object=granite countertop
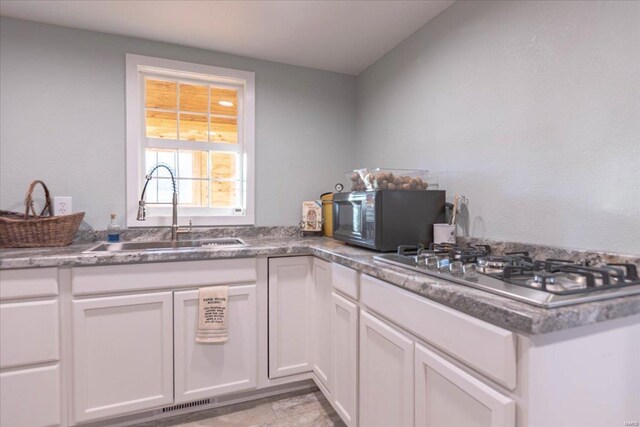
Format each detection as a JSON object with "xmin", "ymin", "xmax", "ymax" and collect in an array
[{"xmin": 1, "ymin": 236, "xmax": 639, "ymax": 336}]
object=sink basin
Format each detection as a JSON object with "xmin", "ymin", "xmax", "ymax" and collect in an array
[{"xmin": 85, "ymin": 238, "xmax": 246, "ymax": 253}]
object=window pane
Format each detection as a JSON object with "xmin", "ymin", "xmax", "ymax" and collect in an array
[
  {"xmin": 179, "ymin": 83, "xmax": 208, "ymax": 113},
  {"xmin": 211, "ymin": 181, "xmax": 238, "ymax": 207},
  {"xmin": 156, "ymin": 178, "xmax": 175, "ymax": 203},
  {"xmin": 145, "ymin": 149, "xmax": 176, "ymax": 177},
  {"xmin": 179, "ymin": 113, "xmax": 208, "ymax": 142},
  {"xmin": 145, "ymin": 176, "xmax": 173, "ymax": 204},
  {"xmin": 178, "ymin": 179, "xmax": 209, "ymax": 207},
  {"xmin": 143, "ymin": 175, "xmax": 158, "ymax": 203},
  {"xmin": 211, "ymin": 88, "xmax": 237, "ymax": 116},
  {"xmin": 155, "ymin": 150, "xmax": 177, "ymax": 177},
  {"xmin": 145, "ymin": 149, "xmax": 159, "ymax": 173},
  {"xmin": 210, "ymin": 151, "xmax": 237, "ymax": 179},
  {"xmin": 145, "ymin": 79, "xmax": 177, "ymax": 109},
  {"xmin": 210, "ymin": 117, "xmax": 237, "ymax": 144},
  {"xmin": 178, "ymin": 150, "xmax": 208, "ymax": 179},
  {"xmin": 146, "ymin": 111, "xmax": 177, "ymax": 139}
]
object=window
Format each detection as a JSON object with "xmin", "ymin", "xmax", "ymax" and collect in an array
[{"xmin": 125, "ymin": 54, "xmax": 255, "ymax": 227}]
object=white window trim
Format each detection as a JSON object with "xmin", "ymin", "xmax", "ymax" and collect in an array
[{"xmin": 125, "ymin": 54, "xmax": 255, "ymax": 227}]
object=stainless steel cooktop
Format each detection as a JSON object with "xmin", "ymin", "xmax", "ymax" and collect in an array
[{"xmin": 374, "ymin": 245, "xmax": 640, "ymax": 308}]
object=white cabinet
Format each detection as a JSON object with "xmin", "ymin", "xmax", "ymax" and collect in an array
[
  {"xmin": 72, "ymin": 292, "xmax": 174, "ymax": 422},
  {"xmin": 0, "ymin": 365, "xmax": 61, "ymax": 427},
  {"xmin": 359, "ymin": 310, "xmax": 414, "ymax": 427},
  {"xmin": 330, "ymin": 291, "xmax": 358, "ymax": 427},
  {"xmin": 361, "ymin": 274, "xmax": 516, "ymax": 389},
  {"xmin": 268, "ymin": 256, "xmax": 313, "ymax": 378},
  {"xmin": 0, "ymin": 268, "xmax": 61, "ymax": 427},
  {"xmin": 174, "ymin": 285, "xmax": 257, "ymax": 403},
  {"xmin": 312, "ymin": 258, "xmax": 332, "ymax": 392},
  {"xmin": 415, "ymin": 343, "xmax": 515, "ymax": 427}
]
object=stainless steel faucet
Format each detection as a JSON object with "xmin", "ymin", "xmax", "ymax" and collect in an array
[{"xmin": 137, "ymin": 163, "xmax": 179, "ymax": 241}]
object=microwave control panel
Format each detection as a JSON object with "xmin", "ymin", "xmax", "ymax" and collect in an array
[{"xmin": 363, "ymin": 192, "xmax": 376, "ymax": 239}]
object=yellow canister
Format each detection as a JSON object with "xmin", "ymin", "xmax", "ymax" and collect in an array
[{"xmin": 321, "ymin": 192, "xmax": 334, "ymax": 237}]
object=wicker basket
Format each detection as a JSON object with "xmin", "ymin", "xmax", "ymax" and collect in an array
[{"xmin": 0, "ymin": 180, "xmax": 85, "ymax": 248}]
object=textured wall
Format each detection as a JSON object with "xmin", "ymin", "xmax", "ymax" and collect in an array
[
  {"xmin": 0, "ymin": 17, "xmax": 356, "ymax": 228},
  {"xmin": 356, "ymin": 1, "xmax": 640, "ymax": 253}
]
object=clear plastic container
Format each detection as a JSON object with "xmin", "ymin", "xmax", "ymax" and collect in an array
[
  {"xmin": 107, "ymin": 213, "xmax": 121, "ymax": 243},
  {"xmin": 346, "ymin": 168, "xmax": 430, "ymax": 191}
]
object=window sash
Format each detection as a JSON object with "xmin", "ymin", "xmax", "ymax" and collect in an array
[{"xmin": 142, "ymin": 73, "xmax": 242, "ymax": 143}]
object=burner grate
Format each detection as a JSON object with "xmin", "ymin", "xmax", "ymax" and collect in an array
[{"xmin": 495, "ymin": 259, "xmax": 639, "ymax": 295}]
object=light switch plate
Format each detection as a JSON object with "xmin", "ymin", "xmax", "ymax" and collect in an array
[{"xmin": 53, "ymin": 196, "xmax": 72, "ymax": 215}]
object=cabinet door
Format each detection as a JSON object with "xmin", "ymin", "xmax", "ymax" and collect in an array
[
  {"xmin": 415, "ymin": 343, "xmax": 515, "ymax": 427},
  {"xmin": 268, "ymin": 257, "xmax": 313, "ymax": 378},
  {"xmin": 174, "ymin": 285, "xmax": 257, "ymax": 403},
  {"xmin": 331, "ymin": 292, "xmax": 358, "ymax": 427},
  {"xmin": 359, "ymin": 310, "xmax": 413, "ymax": 427},
  {"xmin": 0, "ymin": 365, "xmax": 60, "ymax": 427},
  {"xmin": 312, "ymin": 258, "xmax": 332, "ymax": 391},
  {"xmin": 72, "ymin": 292, "xmax": 173, "ymax": 422}
]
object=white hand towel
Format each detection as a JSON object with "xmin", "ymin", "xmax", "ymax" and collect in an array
[{"xmin": 196, "ymin": 286, "xmax": 229, "ymax": 343}]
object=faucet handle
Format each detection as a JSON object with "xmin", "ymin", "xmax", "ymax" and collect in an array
[{"xmin": 177, "ymin": 220, "xmax": 193, "ymax": 235}]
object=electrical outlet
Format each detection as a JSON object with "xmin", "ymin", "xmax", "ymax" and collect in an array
[{"xmin": 53, "ymin": 196, "xmax": 72, "ymax": 216}]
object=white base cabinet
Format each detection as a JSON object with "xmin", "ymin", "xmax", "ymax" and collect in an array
[
  {"xmin": 72, "ymin": 292, "xmax": 174, "ymax": 423},
  {"xmin": 415, "ymin": 343, "xmax": 515, "ymax": 427},
  {"xmin": 0, "ymin": 268, "xmax": 61, "ymax": 427},
  {"xmin": 359, "ymin": 310, "xmax": 414, "ymax": 427},
  {"xmin": 330, "ymin": 291, "xmax": 358, "ymax": 427},
  {"xmin": 312, "ymin": 258, "xmax": 332, "ymax": 392},
  {"xmin": 174, "ymin": 285, "xmax": 257, "ymax": 403},
  {"xmin": 268, "ymin": 256, "xmax": 313, "ymax": 378}
]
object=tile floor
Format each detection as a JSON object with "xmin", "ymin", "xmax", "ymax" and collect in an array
[{"xmin": 140, "ymin": 388, "xmax": 346, "ymax": 427}]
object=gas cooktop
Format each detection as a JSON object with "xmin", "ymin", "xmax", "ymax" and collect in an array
[{"xmin": 374, "ymin": 244, "xmax": 640, "ymax": 308}]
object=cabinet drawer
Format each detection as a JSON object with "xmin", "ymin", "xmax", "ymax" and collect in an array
[
  {"xmin": 0, "ymin": 268, "xmax": 58, "ymax": 300},
  {"xmin": 72, "ymin": 258, "xmax": 257, "ymax": 295},
  {"xmin": 0, "ymin": 300, "xmax": 59, "ymax": 369},
  {"xmin": 361, "ymin": 274, "xmax": 516, "ymax": 389},
  {"xmin": 332, "ymin": 263, "xmax": 359, "ymax": 300},
  {"xmin": 0, "ymin": 364, "xmax": 61, "ymax": 427}
]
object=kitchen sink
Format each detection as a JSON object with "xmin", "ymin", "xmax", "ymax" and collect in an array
[{"xmin": 84, "ymin": 238, "xmax": 247, "ymax": 253}]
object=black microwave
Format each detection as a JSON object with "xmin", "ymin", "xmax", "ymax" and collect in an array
[{"xmin": 332, "ymin": 190, "xmax": 446, "ymax": 252}]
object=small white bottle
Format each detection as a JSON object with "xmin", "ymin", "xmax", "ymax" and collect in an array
[{"xmin": 107, "ymin": 213, "xmax": 121, "ymax": 242}]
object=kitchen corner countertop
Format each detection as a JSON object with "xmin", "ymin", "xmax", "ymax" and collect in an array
[{"xmin": 1, "ymin": 236, "xmax": 639, "ymax": 336}]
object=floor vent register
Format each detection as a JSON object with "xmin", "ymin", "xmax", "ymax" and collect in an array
[{"xmin": 162, "ymin": 399, "xmax": 211, "ymax": 413}]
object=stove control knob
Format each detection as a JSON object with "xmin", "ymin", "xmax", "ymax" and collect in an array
[{"xmin": 449, "ymin": 261, "xmax": 464, "ymax": 276}]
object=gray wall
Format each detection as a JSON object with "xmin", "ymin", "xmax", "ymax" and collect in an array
[
  {"xmin": 356, "ymin": 1, "xmax": 640, "ymax": 254},
  {"xmin": 0, "ymin": 17, "xmax": 356, "ymax": 228}
]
